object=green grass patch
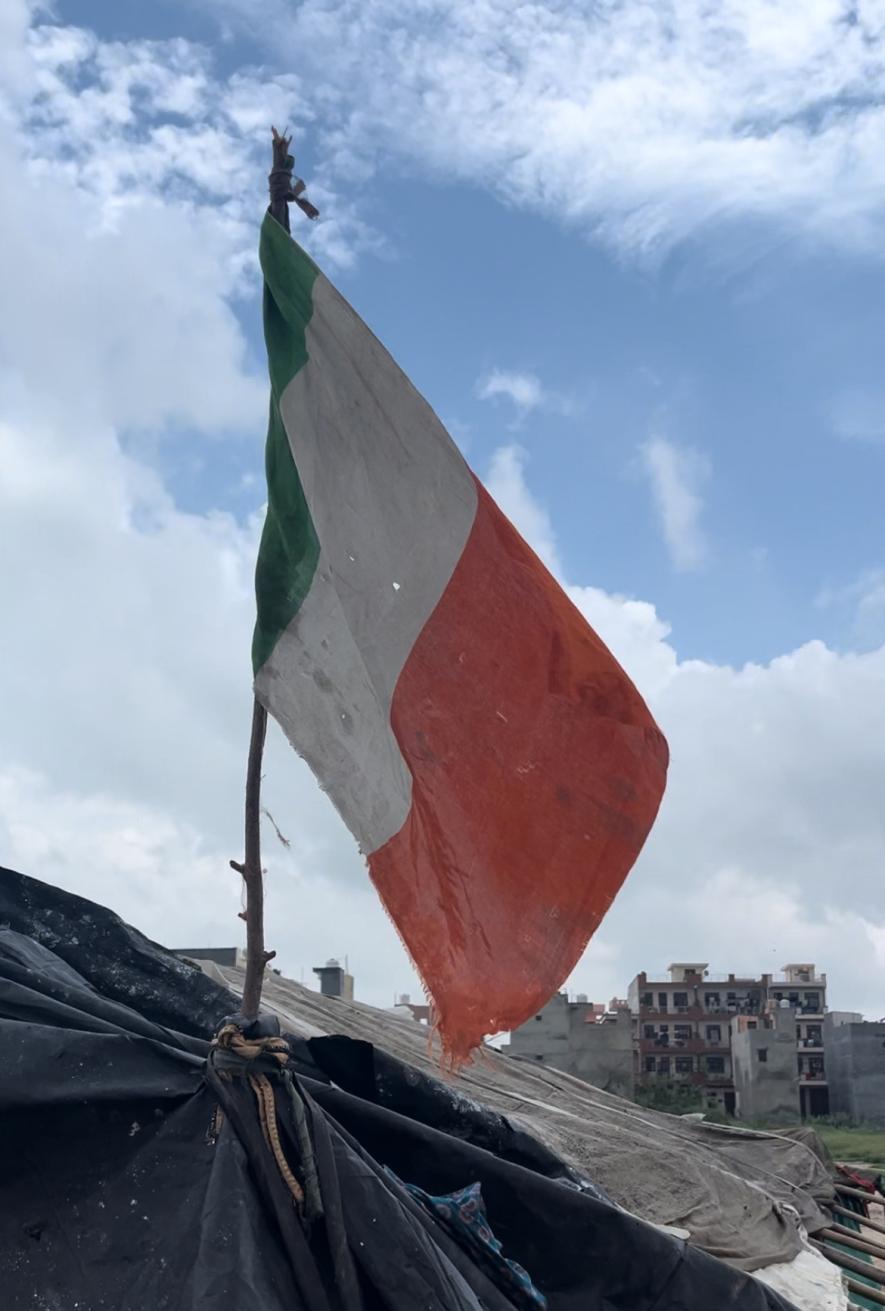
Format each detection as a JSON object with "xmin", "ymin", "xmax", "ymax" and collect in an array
[{"xmin": 812, "ymin": 1122, "xmax": 885, "ymax": 1168}]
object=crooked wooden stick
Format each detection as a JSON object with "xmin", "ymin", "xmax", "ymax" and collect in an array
[{"xmin": 230, "ymin": 698, "xmax": 275, "ymax": 1019}]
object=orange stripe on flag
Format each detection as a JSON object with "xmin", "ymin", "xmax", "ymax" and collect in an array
[{"xmin": 370, "ymin": 480, "xmax": 669, "ymax": 1063}]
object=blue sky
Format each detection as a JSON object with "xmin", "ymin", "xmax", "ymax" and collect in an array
[
  {"xmin": 2, "ymin": 0, "xmax": 884, "ymax": 1016},
  {"xmin": 61, "ymin": 0, "xmax": 885, "ymax": 668}
]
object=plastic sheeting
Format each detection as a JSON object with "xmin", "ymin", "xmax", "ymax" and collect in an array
[
  {"xmin": 0, "ymin": 866, "xmax": 801, "ymax": 1310},
  {"xmin": 754, "ymin": 1240, "xmax": 849, "ymax": 1311},
  {"xmin": 225, "ymin": 963, "xmax": 835, "ymax": 1271}
]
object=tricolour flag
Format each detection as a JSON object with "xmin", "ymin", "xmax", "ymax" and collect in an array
[{"xmin": 254, "ymin": 214, "xmax": 669, "ymax": 1062}]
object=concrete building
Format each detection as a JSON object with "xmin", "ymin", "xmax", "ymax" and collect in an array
[
  {"xmin": 776, "ymin": 965, "xmax": 829, "ymax": 1117},
  {"xmin": 828, "ymin": 1011, "xmax": 863, "ymax": 1027},
  {"xmin": 731, "ymin": 1007, "xmax": 799, "ymax": 1123},
  {"xmin": 627, "ymin": 962, "xmax": 828, "ymax": 1117},
  {"xmin": 312, "ymin": 958, "xmax": 354, "ymax": 1000},
  {"xmin": 507, "ymin": 992, "xmax": 634, "ymax": 1099},
  {"xmin": 825, "ymin": 1016, "xmax": 885, "ymax": 1127}
]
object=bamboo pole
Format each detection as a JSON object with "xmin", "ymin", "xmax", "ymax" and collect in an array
[
  {"xmin": 837, "ymin": 1184, "xmax": 885, "ymax": 1206},
  {"xmin": 833, "ymin": 1203, "xmax": 885, "ymax": 1237},
  {"xmin": 820, "ymin": 1226, "xmax": 885, "ymax": 1261},
  {"xmin": 847, "ymin": 1277, "xmax": 885, "ymax": 1308},
  {"xmin": 810, "ymin": 1238, "xmax": 885, "ymax": 1287}
]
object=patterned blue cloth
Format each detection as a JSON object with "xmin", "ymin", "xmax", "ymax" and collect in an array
[{"xmin": 397, "ymin": 1177, "xmax": 547, "ymax": 1309}]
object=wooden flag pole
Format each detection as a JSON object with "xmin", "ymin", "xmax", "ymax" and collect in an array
[
  {"xmin": 230, "ymin": 698, "xmax": 272, "ymax": 1019},
  {"xmin": 230, "ymin": 130, "xmax": 319, "ymax": 1021}
]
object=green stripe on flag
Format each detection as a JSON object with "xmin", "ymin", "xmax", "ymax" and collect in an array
[{"xmin": 252, "ymin": 214, "xmax": 322, "ymax": 675}]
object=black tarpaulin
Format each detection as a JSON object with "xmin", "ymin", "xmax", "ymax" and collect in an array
[{"xmin": 0, "ymin": 867, "xmax": 800, "ymax": 1310}]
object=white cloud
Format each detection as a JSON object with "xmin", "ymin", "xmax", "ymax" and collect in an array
[
  {"xmin": 817, "ymin": 566, "xmax": 885, "ymax": 647},
  {"xmin": 858, "ymin": 575, "xmax": 885, "ymax": 617},
  {"xmin": 642, "ymin": 436, "xmax": 710, "ymax": 571},
  {"xmin": 210, "ymin": 0, "xmax": 885, "ymax": 261},
  {"xmin": 477, "ymin": 369, "xmax": 545, "ymax": 413},
  {"xmin": 831, "ymin": 388, "xmax": 885, "ymax": 444},
  {"xmin": 0, "ymin": 141, "xmax": 263, "ymax": 437},
  {"xmin": 819, "ymin": 568, "xmax": 885, "ymax": 612},
  {"xmin": 477, "ymin": 369, "xmax": 577, "ymax": 427},
  {"xmin": 2, "ymin": 19, "xmax": 377, "ymax": 285},
  {"xmin": 486, "ymin": 445, "xmax": 561, "ymax": 573},
  {"xmin": 0, "ymin": 395, "xmax": 410, "ymax": 998},
  {"xmin": 487, "ymin": 447, "xmax": 680, "ymax": 696},
  {"xmin": 0, "ymin": 10, "xmax": 416, "ymax": 1005},
  {"xmin": 0, "ymin": 764, "xmax": 408, "ymax": 1001}
]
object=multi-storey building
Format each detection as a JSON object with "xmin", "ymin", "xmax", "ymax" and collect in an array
[
  {"xmin": 626, "ymin": 962, "xmax": 828, "ymax": 1117},
  {"xmin": 773, "ymin": 965, "xmax": 827, "ymax": 1112}
]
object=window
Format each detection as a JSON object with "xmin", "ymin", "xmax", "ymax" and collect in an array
[
  {"xmin": 641, "ymin": 992, "xmax": 653, "ymax": 1008},
  {"xmin": 673, "ymin": 992, "xmax": 689, "ymax": 1008},
  {"xmin": 658, "ymin": 992, "xmax": 668, "ymax": 1010},
  {"xmin": 644, "ymin": 1025, "xmax": 655, "ymax": 1039},
  {"xmin": 747, "ymin": 1021, "xmax": 757, "ymax": 1030},
  {"xmin": 706, "ymin": 1025, "xmax": 721, "ymax": 1044},
  {"xmin": 645, "ymin": 1056, "xmax": 656, "ymax": 1072},
  {"xmin": 658, "ymin": 1056, "xmax": 670, "ymax": 1074},
  {"xmin": 675, "ymin": 1056, "xmax": 693, "ymax": 1073},
  {"xmin": 706, "ymin": 1056, "xmax": 725, "ymax": 1074},
  {"xmin": 674, "ymin": 1025, "xmax": 692, "ymax": 1041},
  {"xmin": 705, "ymin": 992, "xmax": 721, "ymax": 1008},
  {"xmin": 535, "ymin": 1015, "xmax": 543, "ymax": 1021},
  {"xmin": 757, "ymin": 1048, "xmax": 768, "ymax": 1063},
  {"xmin": 804, "ymin": 993, "xmax": 821, "ymax": 1012},
  {"xmin": 807, "ymin": 1026, "xmax": 822, "ymax": 1044}
]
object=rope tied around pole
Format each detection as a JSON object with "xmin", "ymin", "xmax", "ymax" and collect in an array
[
  {"xmin": 208, "ymin": 1018, "xmax": 323, "ymax": 1222},
  {"xmin": 213, "ymin": 1021, "xmax": 290, "ymax": 1071}
]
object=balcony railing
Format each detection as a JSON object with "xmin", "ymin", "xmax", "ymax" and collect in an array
[
  {"xmin": 770, "ymin": 975, "xmax": 825, "ymax": 986},
  {"xmin": 639, "ymin": 1070, "xmax": 708, "ymax": 1086},
  {"xmin": 639, "ymin": 1000, "xmax": 824, "ymax": 1019},
  {"xmin": 638, "ymin": 1005, "xmax": 705, "ymax": 1018},
  {"xmin": 693, "ymin": 973, "xmax": 765, "ymax": 983},
  {"xmin": 703, "ymin": 1004, "xmax": 763, "ymax": 1018},
  {"xmin": 639, "ymin": 1038, "xmax": 730, "ymax": 1057}
]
